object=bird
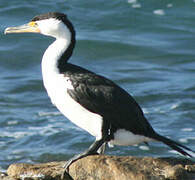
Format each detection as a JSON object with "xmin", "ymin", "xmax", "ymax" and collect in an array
[{"xmin": 5, "ymin": 12, "xmax": 194, "ymax": 177}]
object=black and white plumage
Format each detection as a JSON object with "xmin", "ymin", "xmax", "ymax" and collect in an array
[{"xmin": 5, "ymin": 12, "xmax": 194, "ymax": 176}]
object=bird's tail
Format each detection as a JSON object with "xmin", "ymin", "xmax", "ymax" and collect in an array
[{"xmin": 152, "ymin": 133, "xmax": 195, "ymax": 158}]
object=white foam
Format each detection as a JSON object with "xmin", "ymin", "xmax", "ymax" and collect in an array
[
  {"xmin": 169, "ymin": 149, "xmax": 195, "ymax": 158},
  {"xmin": 127, "ymin": 0, "xmax": 141, "ymax": 8},
  {"xmin": 185, "ymin": 150, "xmax": 195, "ymax": 158},
  {"xmin": 139, "ymin": 145, "xmax": 150, "ymax": 151},
  {"xmin": 167, "ymin": 3, "xmax": 173, "ymax": 8},
  {"xmin": 142, "ymin": 108, "xmax": 149, "ymax": 114},
  {"xmin": 127, "ymin": 0, "xmax": 137, "ymax": 4},
  {"xmin": 181, "ymin": 128, "xmax": 193, "ymax": 132},
  {"xmin": 169, "ymin": 150, "xmax": 181, "ymax": 156},
  {"xmin": 28, "ymin": 124, "xmax": 59, "ymax": 136},
  {"xmin": 38, "ymin": 111, "xmax": 61, "ymax": 117},
  {"xmin": 0, "ymin": 131, "xmax": 31, "ymax": 139},
  {"xmin": 179, "ymin": 138, "xmax": 188, "ymax": 143},
  {"xmin": 132, "ymin": 3, "xmax": 141, "ymax": 8},
  {"xmin": 0, "ymin": 141, "xmax": 6, "ymax": 146},
  {"xmin": 7, "ymin": 120, "xmax": 18, "ymax": 125},
  {"xmin": 170, "ymin": 103, "xmax": 179, "ymax": 110},
  {"xmin": 153, "ymin": 9, "xmax": 165, "ymax": 16}
]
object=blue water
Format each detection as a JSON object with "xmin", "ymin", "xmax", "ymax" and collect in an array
[{"xmin": 1, "ymin": 0, "xmax": 195, "ymax": 170}]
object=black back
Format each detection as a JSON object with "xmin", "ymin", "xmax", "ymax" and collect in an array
[{"xmin": 62, "ymin": 63, "xmax": 156, "ymax": 138}]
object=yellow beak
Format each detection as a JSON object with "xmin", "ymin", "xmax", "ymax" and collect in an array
[{"xmin": 4, "ymin": 21, "xmax": 40, "ymax": 34}]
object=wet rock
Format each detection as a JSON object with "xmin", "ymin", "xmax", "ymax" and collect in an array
[{"xmin": 5, "ymin": 155, "xmax": 195, "ymax": 180}]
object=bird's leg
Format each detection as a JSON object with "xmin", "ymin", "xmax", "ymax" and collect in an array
[
  {"xmin": 61, "ymin": 138, "xmax": 106, "ymax": 179},
  {"xmin": 64, "ymin": 139, "xmax": 105, "ymax": 169},
  {"xmin": 97, "ymin": 142, "xmax": 107, "ymax": 154}
]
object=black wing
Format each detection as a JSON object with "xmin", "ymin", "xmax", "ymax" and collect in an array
[{"xmin": 63, "ymin": 63, "xmax": 155, "ymax": 137}]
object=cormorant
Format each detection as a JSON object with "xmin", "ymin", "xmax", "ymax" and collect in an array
[{"xmin": 5, "ymin": 12, "xmax": 194, "ymax": 178}]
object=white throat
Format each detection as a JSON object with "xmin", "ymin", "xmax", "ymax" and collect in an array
[
  {"xmin": 41, "ymin": 38, "xmax": 70, "ymax": 89},
  {"xmin": 38, "ymin": 18, "xmax": 72, "ymax": 83},
  {"xmin": 42, "ymin": 38, "xmax": 70, "ymax": 72}
]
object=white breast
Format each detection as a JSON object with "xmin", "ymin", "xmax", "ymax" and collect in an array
[{"xmin": 41, "ymin": 39, "xmax": 103, "ymax": 140}]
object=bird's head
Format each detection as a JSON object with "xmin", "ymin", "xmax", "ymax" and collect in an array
[{"xmin": 4, "ymin": 12, "xmax": 75, "ymax": 40}]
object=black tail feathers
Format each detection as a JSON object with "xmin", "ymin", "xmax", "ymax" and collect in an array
[{"xmin": 152, "ymin": 133, "xmax": 194, "ymax": 158}]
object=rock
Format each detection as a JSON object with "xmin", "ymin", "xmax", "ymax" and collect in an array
[
  {"xmin": 5, "ymin": 155, "xmax": 195, "ymax": 180},
  {"xmin": 7, "ymin": 162, "xmax": 65, "ymax": 180},
  {"xmin": 0, "ymin": 172, "xmax": 13, "ymax": 180}
]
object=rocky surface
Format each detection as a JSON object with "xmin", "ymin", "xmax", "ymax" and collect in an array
[{"xmin": 1, "ymin": 155, "xmax": 195, "ymax": 180}]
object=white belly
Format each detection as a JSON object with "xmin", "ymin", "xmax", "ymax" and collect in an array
[
  {"xmin": 43, "ymin": 74, "xmax": 103, "ymax": 139},
  {"xmin": 41, "ymin": 38, "xmax": 103, "ymax": 139}
]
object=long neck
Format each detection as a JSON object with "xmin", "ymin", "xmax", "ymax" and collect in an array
[
  {"xmin": 57, "ymin": 34, "xmax": 75, "ymax": 73},
  {"xmin": 41, "ymin": 32, "xmax": 75, "ymax": 77}
]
